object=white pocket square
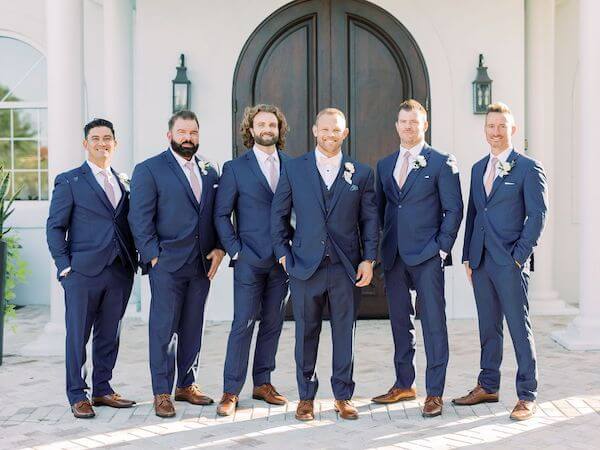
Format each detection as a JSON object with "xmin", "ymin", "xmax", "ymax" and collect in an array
[
  {"xmin": 213, "ymin": 184, "xmax": 219, "ymax": 188},
  {"xmin": 504, "ymin": 182, "xmax": 515, "ymax": 185},
  {"xmin": 424, "ymin": 175, "xmax": 430, "ymax": 179}
]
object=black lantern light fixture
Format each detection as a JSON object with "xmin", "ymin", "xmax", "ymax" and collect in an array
[
  {"xmin": 472, "ymin": 54, "xmax": 492, "ymax": 114},
  {"xmin": 172, "ymin": 54, "xmax": 191, "ymax": 113}
]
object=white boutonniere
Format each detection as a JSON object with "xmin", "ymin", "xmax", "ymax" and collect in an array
[
  {"xmin": 412, "ymin": 155, "xmax": 427, "ymax": 170},
  {"xmin": 118, "ymin": 173, "xmax": 130, "ymax": 191},
  {"xmin": 446, "ymin": 154, "xmax": 459, "ymax": 174},
  {"xmin": 197, "ymin": 160, "xmax": 211, "ymax": 176},
  {"xmin": 497, "ymin": 159, "xmax": 516, "ymax": 178},
  {"xmin": 343, "ymin": 161, "xmax": 355, "ymax": 185}
]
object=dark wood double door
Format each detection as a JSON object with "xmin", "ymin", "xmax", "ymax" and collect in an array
[{"xmin": 232, "ymin": 0, "xmax": 430, "ymax": 318}]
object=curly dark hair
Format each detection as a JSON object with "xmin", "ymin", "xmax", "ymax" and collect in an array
[{"xmin": 240, "ymin": 104, "xmax": 289, "ymax": 149}]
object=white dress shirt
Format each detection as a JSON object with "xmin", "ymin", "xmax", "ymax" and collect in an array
[
  {"xmin": 170, "ymin": 148, "xmax": 203, "ymax": 197},
  {"xmin": 60, "ymin": 160, "xmax": 123, "ymax": 278},
  {"xmin": 315, "ymin": 147, "xmax": 343, "ymax": 190},
  {"xmin": 393, "ymin": 140, "xmax": 425, "ymax": 184},
  {"xmin": 253, "ymin": 145, "xmax": 280, "ymax": 187},
  {"xmin": 483, "ymin": 147, "xmax": 513, "ymax": 185}
]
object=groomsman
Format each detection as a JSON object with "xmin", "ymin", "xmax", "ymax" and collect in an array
[
  {"xmin": 46, "ymin": 119, "xmax": 137, "ymax": 418},
  {"xmin": 453, "ymin": 102, "xmax": 548, "ymax": 421},
  {"xmin": 214, "ymin": 104, "xmax": 291, "ymax": 416},
  {"xmin": 128, "ymin": 110, "xmax": 225, "ymax": 417},
  {"xmin": 372, "ymin": 100, "xmax": 463, "ymax": 417},
  {"xmin": 271, "ymin": 108, "xmax": 378, "ymax": 421}
]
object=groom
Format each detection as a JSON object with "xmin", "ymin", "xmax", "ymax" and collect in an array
[{"xmin": 271, "ymin": 108, "xmax": 378, "ymax": 421}]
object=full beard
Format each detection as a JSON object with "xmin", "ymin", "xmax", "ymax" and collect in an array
[
  {"xmin": 171, "ymin": 139, "xmax": 198, "ymax": 159},
  {"xmin": 254, "ymin": 133, "xmax": 278, "ymax": 147}
]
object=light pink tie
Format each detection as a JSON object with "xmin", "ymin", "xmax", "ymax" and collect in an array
[
  {"xmin": 100, "ymin": 170, "xmax": 117, "ymax": 208},
  {"xmin": 185, "ymin": 161, "xmax": 202, "ymax": 202},
  {"xmin": 397, "ymin": 151, "xmax": 412, "ymax": 188},
  {"xmin": 266, "ymin": 155, "xmax": 278, "ymax": 193},
  {"xmin": 485, "ymin": 157, "xmax": 498, "ymax": 196}
]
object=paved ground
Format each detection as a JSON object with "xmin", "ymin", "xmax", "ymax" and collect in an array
[{"xmin": 0, "ymin": 306, "xmax": 599, "ymax": 449}]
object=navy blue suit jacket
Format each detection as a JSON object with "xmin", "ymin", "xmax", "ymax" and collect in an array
[
  {"xmin": 462, "ymin": 149, "xmax": 548, "ymax": 269},
  {"xmin": 128, "ymin": 150, "xmax": 222, "ymax": 274},
  {"xmin": 214, "ymin": 148, "xmax": 292, "ymax": 268},
  {"xmin": 271, "ymin": 151, "xmax": 379, "ymax": 282},
  {"xmin": 46, "ymin": 162, "xmax": 137, "ymax": 279},
  {"xmin": 376, "ymin": 144, "xmax": 463, "ymax": 270}
]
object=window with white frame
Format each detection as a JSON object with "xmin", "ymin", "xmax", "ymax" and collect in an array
[{"xmin": 0, "ymin": 36, "xmax": 48, "ymax": 200}]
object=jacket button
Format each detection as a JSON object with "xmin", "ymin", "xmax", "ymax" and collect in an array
[
  {"xmin": 484, "ymin": 207, "xmax": 488, "ymax": 211},
  {"xmin": 480, "ymin": 227, "xmax": 484, "ymax": 231},
  {"xmin": 195, "ymin": 235, "xmax": 199, "ymax": 239},
  {"xmin": 398, "ymin": 205, "xmax": 402, "ymax": 209},
  {"xmin": 321, "ymin": 240, "xmax": 325, "ymax": 245}
]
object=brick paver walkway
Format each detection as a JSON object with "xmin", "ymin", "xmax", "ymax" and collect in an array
[{"xmin": 0, "ymin": 306, "xmax": 598, "ymax": 449}]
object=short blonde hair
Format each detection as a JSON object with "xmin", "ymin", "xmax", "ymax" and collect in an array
[
  {"xmin": 315, "ymin": 108, "xmax": 346, "ymax": 126},
  {"xmin": 398, "ymin": 99, "xmax": 427, "ymax": 117},
  {"xmin": 486, "ymin": 102, "xmax": 514, "ymax": 124}
]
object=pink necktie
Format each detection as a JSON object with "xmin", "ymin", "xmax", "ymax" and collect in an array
[
  {"xmin": 185, "ymin": 161, "xmax": 202, "ymax": 202},
  {"xmin": 485, "ymin": 157, "xmax": 498, "ymax": 196},
  {"xmin": 397, "ymin": 152, "xmax": 412, "ymax": 188},
  {"xmin": 266, "ymin": 155, "xmax": 278, "ymax": 193},
  {"xmin": 100, "ymin": 170, "xmax": 117, "ymax": 208}
]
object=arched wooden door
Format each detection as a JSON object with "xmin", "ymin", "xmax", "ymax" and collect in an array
[{"xmin": 232, "ymin": 0, "xmax": 430, "ymax": 319}]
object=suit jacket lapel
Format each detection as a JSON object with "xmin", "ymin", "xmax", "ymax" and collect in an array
[
  {"xmin": 399, "ymin": 145, "xmax": 431, "ymax": 199},
  {"xmin": 475, "ymin": 156, "xmax": 488, "ymax": 205},
  {"xmin": 197, "ymin": 155, "xmax": 212, "ymax": 215},
  {"xmin": 246, "ymin": 149, "xmax": 274, "ymax": 196},
  {"xmin": 327, "ymin": 153, "xmax": 349, "ymax": 218},
  {"xmin": 80, "ymin": 162, "xmax": 114, "ymax": 214},
  {"xmin": 111, "ymin": 168, "xmax": 128, "ymax": 215},
  {"xmin": 385, "ymin": 151, "xmax": 401, "ymax": 201},
  {"xmin": 164, "ymin": 150, "xmax": 200, "ymax": 211},
  {"xmin": 487, "ymin": 150, "xmax": 520, "ymax": 202},
  {"xmin": 305, "ymin": 151, "xmax": 326, "ymax": 215}
]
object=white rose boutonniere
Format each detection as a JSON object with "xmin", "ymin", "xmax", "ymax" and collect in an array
[
  {"xmin": 412, "ymin": 155, "xmax": 427, "ymax": 170},
  {"xmin": 497, "ymin": 159, "xmax": 516, "ymax": 178},
  {"xmin": 197, "ymin": 160, "xmax": 211, "ymax": 176},
  {"xmin": 118, "ymin": 173, "xmax": 130, "ymax": 191},
  {"xmin": 343, "ymin": 161, "xmax": 355, "ymax": 185}
]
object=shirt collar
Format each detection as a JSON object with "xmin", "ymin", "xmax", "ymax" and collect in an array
[
  {"xmin": 170, "ymin": 147, "xmax": 196, "ymax": 169},
  {"xmin": 253, "ymin": 146, "xmax": 279, "ymax": 164},
  {"xmin": 488, "ymin": 147, "xmax": 513, "ymax": 164},
  {"xmin": 399, "ymin": 141, "xmax": 425, "ymax": 159},
  {"xmin": 315, "ymin": 147, "xmax": 343, "ymax": 166},
  {"xmin": 86, "ymin": 159, "xmax": 113, "ymax": 177}
]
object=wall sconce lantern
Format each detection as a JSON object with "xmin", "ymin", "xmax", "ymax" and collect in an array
[
  {"xmin": 172, "ymin": 54, "xmax": 191, "ymax": 113},
  {"xmin": 472, "ymin": 54, "xmax": 492, "ymax": 114}
]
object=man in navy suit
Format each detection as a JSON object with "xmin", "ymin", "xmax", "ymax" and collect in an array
[
  {"xmin": 453, "ymin": 102, "xmax": 548, "ymax": 421},
  {"xmin": 46, "ymin": 119, "xmax": 137, "ymax": 418},
  {"xmin": 214, "ymin": 104, "xmax": 291, "ymax": 416},
  {"xmin": 271, "ymin": 108, "xmax": 378, "ymax": 421},
  {"xmin": 372, "ymin": 100, "xmax": 463, "ymax": 417},
  {"xmin": 128, "ymin": 110, "xmax": 225, "ymax": 417}
]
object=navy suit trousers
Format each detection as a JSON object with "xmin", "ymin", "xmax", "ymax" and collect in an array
[
  {"xmin": 222, "ymin": 261, "xmax": 288, "ymax": 394},
  {"xmin": 62, "ymin": 258, "xmax": 133, "ymax": 405},
  {"xmin": 290, "ymin": 259, "xmax": 359, "ymax": 401},
  {"xmin": 472, "ymin": 250, "xmax": 537, "ymax": 401},
  {"xmin": 148, "ymin": 259, "xmax": 210, "ymax": 395},
  {"xmin": 384, "ymin": 254, "xmax": 448, "ymax": 397}
]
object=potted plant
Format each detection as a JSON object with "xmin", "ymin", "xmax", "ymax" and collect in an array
[{"xmin": 0, "ymin": 164, "xmax": 21, "ymax": 366}]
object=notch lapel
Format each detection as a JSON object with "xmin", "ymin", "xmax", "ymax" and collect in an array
[
  {"xmin": 487, "ymin": 150, "xmax": 520, "ymax": 203},
  {"xmin": 111, "ymin": 168, "xmax": 128, "ymax": 215},
  {"xmin": 305, "ymin": 152, "xmax": 326, "ymax": 215},
  {"xmin": 197, "ymin": 156, "xmax": 212, "ymax": 215},
  {"xmin": 245, "ymin": 149, "xmax": 274, "ymax": 196},
  {"xmin": 399, "ymin": 145, "xmax": 431, "ymax": 199},
  {"xmin": 327, "ymin": 153, "xmax": 350, "ymax": 218},
  {"xmin": 474, "ymin": 156, "xmax": 488, "ymax": 205},
  {"xmin": 80, "ymin": 162, "xmax": 115, "ymax": 214},
  {"xmin": 385, "ymin": 151, "xmax": 401, "ymax": 201},
  {"xmin": 164, "ymin": 150, "xmax": 200, "ymax": 211}
]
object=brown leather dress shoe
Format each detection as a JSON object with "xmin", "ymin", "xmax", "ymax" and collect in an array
[
  {"xmin": 174, "ymin": 384, "xmax": 214, "ymax": 405},
  {"xmin": 371, "ymin": 387, "xmax": 417, "ymax": 404},
  {"xmin": 334, "ymin": 400, "xmax": 359, "ymax": 420},
  {"xmin": 217, "ymin": 393, "xmax": 239, "ymax": 416},
  {"xmin": 71, "ymin": 400, "xmax": 95, "ymax": 419},
  {"xmin": 452, "ymin": 385, "xmax": 499, "ymax": 406},
  {"xmin": 295, "ymin": 400, "xmax": 315, "ymax": 421},
  {"xmin": 252, "ymin": 383, "xmax": 287, "ymax": 405},
  {"xmin": 92, "ymin": 393, "xmax": 136, "ymax": 408},
  {"xmin": 154, "ymin": 394, "xmax": 176, "ymax": 418},
  {"xmin": 422, "ymin": 396, "xmax": 443, "ymax": 417},
  {"xmin": 510, "ymin": 400, "xmax": 537, "ymax": 421}
]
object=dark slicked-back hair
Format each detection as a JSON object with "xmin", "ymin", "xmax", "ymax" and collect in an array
[
  {"xmin": 84, "ymin": 118, "xmax": 115, "ymax": 139},
  {"xmin": 168, "ymin": 110, "xmax": 199, "ymax": 130},
  {"xmin": 240, "ymin": 104, "xmax": 289, "ymax": 149}
]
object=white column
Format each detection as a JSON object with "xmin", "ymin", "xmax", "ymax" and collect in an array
[
  {"xmin": 103, "ymin": 0, "xmax": 134, "ymax": 173},
  {"xmin": 525, "ymin": 0, "xmax": 575, "ymax": 315},
  {"xmin": 553, "ymin": 0, "xmax": 600, "ymax": 350},
  {"xmin": 23, "ymin": 0, "xmax": 84, "ymax": 356}
]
